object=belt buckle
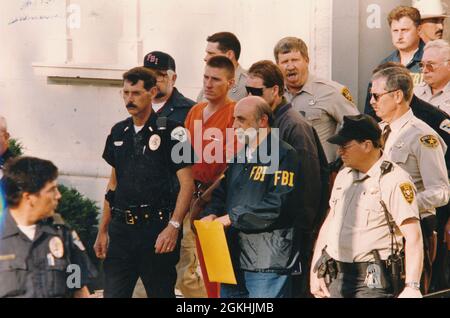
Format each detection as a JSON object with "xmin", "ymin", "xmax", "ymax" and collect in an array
[{"xmin": 125, "ymin": 210, "xmax": 135, "ymax": 225}]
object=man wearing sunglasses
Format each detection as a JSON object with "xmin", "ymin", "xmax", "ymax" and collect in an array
[
  {"xmin": 371, "ymin": 65, "xmax": 449, "ymax": 294},
  {"xmin": 415, "ymin": 40, "xmax": 450, "ymax": 115},
  {"xmin": 246, "ymin": 60, "xmax": 329, "ymax": 297},
  {"xmin": 143, "ymin": 51, "xmax": 195, "ymax": 125},
  {"xmin": 413, "ymin": 0, "xmax": 448, "ymax": 44}
]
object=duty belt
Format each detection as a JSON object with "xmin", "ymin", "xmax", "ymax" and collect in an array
[
  {"xmin": 111, "ymin": 205, "xmax": 171, "ymax": 226},
  {"xmin": 335, "ymin": 260, "xmax": 388, "ymax": 275}
]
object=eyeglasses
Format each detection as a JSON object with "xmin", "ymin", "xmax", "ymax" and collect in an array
[
  {"xmin": 245, "ymin": 86, "xmax": 264, "ymax": 96},
  {"xmin": 337, "ymin": 141, "xmax": 359, "ymax": 151},
  {"xmin": 120, "ymin": 90, "xmax": 148, "ymax": 99},
  {"xmin": 419, "ymin": 61, "xmax": 449, "ymax": 72},
  {"xmin": 371, "ymin": 89, "xmax": 398, "ymax": 102}
]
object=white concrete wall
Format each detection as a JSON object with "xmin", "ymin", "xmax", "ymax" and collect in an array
[{"xmin": 0, "ymin": 0, "xmax": 332, "ymax": 207}]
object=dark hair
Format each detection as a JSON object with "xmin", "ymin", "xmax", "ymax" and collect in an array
[
  {"xmin": 123, "ymin": 67, "xmax": 157, "ymax": 90},
  {"xmin": 206, "ymin": 56, "xmax": 236, "ymax": 79},
  {"xmin": 388, "ymin": 6, "xmax": 421, "ymax": 27},
  {"xmin": 3, "ymin": 157, "xmax": 58, "ymax": 208},
  {"xmin": 207, "ymin": 32, "xmax": 241, "ymax": 61},
  {"xmin": 249, "ymin": 60, "xmax": 285, "ymax": 97},
  {"xmin": 274, "ymin": 37, "xmax": 309, "ymax": 63}
]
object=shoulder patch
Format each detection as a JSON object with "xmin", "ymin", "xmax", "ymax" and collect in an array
[
  {"xmin": 341, "ymin": 87, "xmax": 354, "ymax": 103},
  {"xmin": 420, "ymin": 135, "xmax": 440, "ymax": 148},
  {"xmin": 439, "ymin": 119, "xmax": 450, "ymax": 135},
  {"xmin": 171, "ymin": 126, "xmax": 188, "ymax": 142},
  {"xmin": 400, "ymin": 183, "xmax": 415, "ymax": 204}
]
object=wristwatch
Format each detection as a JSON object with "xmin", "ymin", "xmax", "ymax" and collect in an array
[
  {"xmin": 405, "ymin": 282, "xmax": 420, "ymax": 290},
  {"xmin": 169, "ymin": 220, "xmax": 181, "ymax": 229}
]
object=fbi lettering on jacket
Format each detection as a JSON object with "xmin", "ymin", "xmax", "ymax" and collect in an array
[{"xmin": 249, "ymin": 166, "xmax": 294, "ymax": 187}]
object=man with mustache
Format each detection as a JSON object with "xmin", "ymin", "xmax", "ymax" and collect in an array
[
  {"xmin": 364, "ymin": 6, "xmax": 425, "ymax": 118},
  {"xmin": 274, "ymin": 37, "xmax": 359, "ymax": 164},
  {"xmin": 143, "ymin": 51, "xmax": 195, "ymax": 125},
  {"xmin": 94, "ymin": 67, "xmax": 194, "ymax": 298},
  {"xmin": 413, "ymin": 0, "xmax": 448, "ymax": 44}
]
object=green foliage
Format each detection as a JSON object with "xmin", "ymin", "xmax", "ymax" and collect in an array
[
  {"xmin": 56, "ymin": 184, "xmax": 99, "ymax": 262},
  {"xmin": 8, "ymin": 138, "xmax": 24, "ymax": 157}
]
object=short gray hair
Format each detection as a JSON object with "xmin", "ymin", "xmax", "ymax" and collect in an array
[
  {"xmin": 424, "ymin": 39, "xmax": 450, "ymax": 61},
  {"xmin": 372, "ymin": 67, "xmax": 414, "ymax": 102}
]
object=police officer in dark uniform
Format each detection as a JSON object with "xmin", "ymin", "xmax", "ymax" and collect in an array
[
  {"xmin": 94, "ymin": 67, "xmax": 194, "ymax": 298},
  {"xmin": 143, "ymin": 51, "xmax": 195, "ymax": 125},
  {"xmin": 0, "ymin": 157, "xmax": 96, "ymax": 298}
]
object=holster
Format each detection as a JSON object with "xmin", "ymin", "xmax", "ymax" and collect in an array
[
  {"xmin": 313, "ymin": 247, "xmax": 337, "ymax": 284},
  {"xmin": 386, "ymin": 251, "xmax": 405, "ymax": 296}
]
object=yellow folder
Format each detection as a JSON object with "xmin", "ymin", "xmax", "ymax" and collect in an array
[{"xmin": 194, "ymin": 220, "xmax": 237, "ymax": 285}]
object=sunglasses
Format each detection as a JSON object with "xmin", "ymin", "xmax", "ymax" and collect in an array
[
  {"xmin": 418, "ymin": 61, "xmax": 449, "ymax": 72},
  {"xmin": 245, "ymin": 86, "xmax": 264, "ymax": 96},
  {"xmin": 371, "ymin": 89, "xmax": 398, "ymax": 102}
]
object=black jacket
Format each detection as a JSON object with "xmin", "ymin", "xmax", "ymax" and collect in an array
[
  {"xmin": 157, "ymin": 88, "xmax": 195, "ymax": 125},
  {"xmin": 203, "ymin": 133, "xmax": 302, "ymax": 273}
]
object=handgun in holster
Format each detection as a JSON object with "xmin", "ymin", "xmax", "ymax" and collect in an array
[{"xmin": 313, "ymin": 247, "xmax": 337, "ymax": 285}]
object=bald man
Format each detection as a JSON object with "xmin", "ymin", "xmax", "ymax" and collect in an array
[{"xmin": 200, "ymin": 96, "xmax": 303, "ymax": 298}]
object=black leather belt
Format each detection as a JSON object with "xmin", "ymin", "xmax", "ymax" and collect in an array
[
  {"xmin": 335, "ymin": 260, "xmax": 387, "ymax": 275},
  {"xmin": 111, "ymin": 206, "xmax": 171, "ymax": 226}
]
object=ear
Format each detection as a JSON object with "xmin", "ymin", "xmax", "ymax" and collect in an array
[
  {"xmin": 171, "ymin": 73, "xmax": 178, "ymax": 84},
  {"xmin": 22, "ymin": 192, "xmax": 35, "ymax": 207},
  {"xmin": 273, "ymin": 85, "xmax": 280, "ymax": 98},
  {"xmin": 259, "ymin": 114, "xmax": 270, "ymax": 128},
  {"xmin": 225, "ymin": 50, "xmax": 235, "ymax": 61},
  {"xmin": 149, "ymin": 86, "xmax": 158, "ymax": 98},
  {"xmin": 228, "ymin": 77, "xmax": 236, "ymax": 89},
  {"xmin": 394, "ymin": 90, "xmax": 405, "ymax": 104}
]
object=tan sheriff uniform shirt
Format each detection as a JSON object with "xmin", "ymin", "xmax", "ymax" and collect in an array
[
  {"xmin": 285, "ymin": 75, "xmax": 359, "ymax": 163},
  {"xmin": 381, "ymin": 110, "xmax": 449, "ymax": 216},
  {"xmin": 414, "ymin": 82, "xmax": 450, "ymax": 115},
  {"xmin": 197, "ymin": 64, "xmax": 248, "ymax": 103},
  {"xmin": 326, "ymin": 157, "xmax": 419, "ymax": 262}
]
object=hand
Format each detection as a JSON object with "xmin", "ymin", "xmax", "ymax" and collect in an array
[
  {"xmin": 94, "ymin": 230, "xmax": 109, "ymax": 259},
  {"xmin": 155, "ymin": 224, "xmax": 179, "ymax": 254},
  {"xmin": 200, "ymin": 214, "xmax": 218, "ymax": 222},
  {"xmin": 397, "ymin": 287, "xmax": 423, "ymax": 298},
  {"xmin": 310, "ymin": 272, "xmax": 330, "ymax": 298},
  {"xmin": 216, "ymin": 215, "xmax": 231, "ymax": 228}
]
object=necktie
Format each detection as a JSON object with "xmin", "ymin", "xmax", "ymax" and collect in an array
[{"xmin": 381, "ymin": 125, "xmax": 391, "ymax": 150}]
